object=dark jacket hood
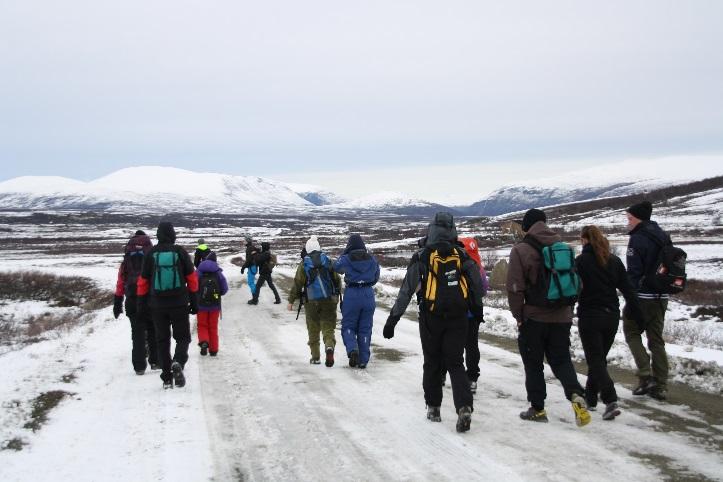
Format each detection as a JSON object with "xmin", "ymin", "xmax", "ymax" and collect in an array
[
  {"xmin": 156, "ymin": 222, "xmax": 176, "ymax": 244},
  {"xmin": 261, "ymin": 242, "xmax": 270, "ymax": 252},
  {"xmin": 526, "ymin": 221, "xmax": 561, "ymax": 246},
  {"xmin": 344, "ymin": 234, "xmax": 366, "ymax": 254},
  {"xmin": 426, "ymin": 212, "xmax": 458, "ymax": 247}
]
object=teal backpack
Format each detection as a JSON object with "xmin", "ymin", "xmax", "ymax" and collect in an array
[
  {"xmin": 152, "ymin": 249, "xmax": 184, "ymax": 297},
  {"xmin": 523, "ymin": 236, "xmax": 580, "ymax": 308}
]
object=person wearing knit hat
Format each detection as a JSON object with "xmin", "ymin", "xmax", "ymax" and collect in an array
[
  {"xmin": 288, "ymin": 236, "xmax": 341, "ymax": 367},
  {"xmin": 519, "ymin": 208, "xmax": 548, "ymax": 232},
  {"xmin": 626, "ymin": 201, "xmax": 653, "ymax": 222},
  {"xmin": 194, "ymin": 238, "xmax": 211, "ymax": 268},
  {"xmin": 623, "ymin": 199, "xmax": 672, "ymax": 401},
  {"xmin": 305, "ymin": 235, "xmax": 321, "ymax": 254},
  {"xmin": 333, "ymin": 234, "xmax": 380, "ymax": 369},
  {"xmin": 506, "ymin": 209, "xmax": 590, "ymax": 426}
]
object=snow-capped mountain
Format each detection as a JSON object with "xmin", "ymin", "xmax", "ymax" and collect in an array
[
  {"xmin": 327, "ymin": 191, "xmax": 453, "ymax": 215},
  {"xmin": 0, "ymin": 167, "xmax": 318, "ymax": 213},
  {"xmin": 0, "ymin": 167, "xmax": 443, "ymax": 215},
  {"xmin": 463, "ymin": 156, "xmax": 723, "ymax": 216}
]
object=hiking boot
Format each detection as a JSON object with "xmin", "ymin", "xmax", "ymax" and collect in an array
[
  {"xmin": 648, "ymin": 386, "xmax": 667, "ymax": 401},
  {"xmin": 349, "ymin": 351, "xmax": 359, "ymax": 368},
  {"xmin": 247, "ymin": 299, "xmax": 258, "ymax": 305},
  {"xmin": 456, "ymin": 406, "xmax": 472, "ymax": 433},
  {"xmin": 426, "ymin": 406, "xmax": 441, "ymax": 422},
  {"xmin": 135, "ymin": 369, "xmax": 145, "ymax": 376},
  {"xmin": 274, "ymin": 299, "xmax": 282, "ymax": 304},
  {"xmin": 310, "ymin": 358, "xmax": 321, "ymax": 365},
  {"xmin": 171, "ymin": 361, "xmax": 186, "ymax": 388},
  {"xmin": 632, "ymin": 376, "xmax": 655, "ymax": 396},
  {"xmin": 209, "ymin": 351, "xmax": 218, "ymax": 357},
  {"xmin": 469, "ymin": 380, "xmax": 477, "ymax": 394},
  {"xmin": 325, "ymin": 347, "xmax": 335, "ymax": 367},
  {"xmin": 163, "ymin": 379, "xmax": 173, "ymax": 390},
  {"xmin": 150, "ymin": 363, "xmax": 161, "ymax": 371},
  {"xmin": 358, "ymin": 363, "xmax": 367, "ymax": 369},
  {"xmin": 200, "ymin": 341, "xmax": 209, "ymax": 356},
  {"xmin": 519, "ymin": 407, "xmax": 548, "ymax": 422},
  {"xmin": 571, "ymin": 394, "xmax": 591, "ymax": 427},
  {"xmin": 602, "ymin": 402, "xmax": 621, "ymax": 421}
]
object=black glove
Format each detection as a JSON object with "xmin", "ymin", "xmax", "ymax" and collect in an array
[
  {"xmin": 623, "ymin": 303, "xmax": 646, "ymax": 331},
  {"xmin": 383, "ymin": 315, "xmax": 399, "ymax": 339},
  {"xmin": 113, "ymin": 296, "xmax": 123, "ymax": 319},
  {"xmin": 189, "ymin": 294, "xmax": 199, "ymax": 315},
  {"xmin": 137, "ymin": 296, "xmax": 149, "ymax": 316},
  {"xmin": 241, "ymin": 266, "xmax": 246, "ymax": 274}
]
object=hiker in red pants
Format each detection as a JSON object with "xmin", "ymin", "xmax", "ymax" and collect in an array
[{"xmin": 196, "ymin": 252, "xmax": 228, "ymax": 356}]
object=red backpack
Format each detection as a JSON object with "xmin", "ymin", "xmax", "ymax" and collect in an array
[{"xmin": 459, "ymin": 237, "xmax": 483, "ymax": 268}]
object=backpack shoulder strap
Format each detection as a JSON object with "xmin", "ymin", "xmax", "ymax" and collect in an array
[{"xmin": 522, "ymin": 235, "xmax": 544, "ymax": 252}]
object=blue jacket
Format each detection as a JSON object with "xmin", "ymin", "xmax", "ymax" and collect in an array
[
  {"xmin": 626, "ymin": 220, "xmax": 670, "ymax": 299},
  {"xmin": 333, "ymin": 249, "xmax": 380, "ymax": 287}
]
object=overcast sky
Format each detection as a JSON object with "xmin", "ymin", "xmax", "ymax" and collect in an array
[{"xmin": 1, "ymin": 1, "xmax": 722, "ymax": 202}]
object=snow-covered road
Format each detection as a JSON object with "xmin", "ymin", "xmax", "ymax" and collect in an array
[{"xmin": 1, "ymin": 271, "xmax": 722, "ymax": 481}]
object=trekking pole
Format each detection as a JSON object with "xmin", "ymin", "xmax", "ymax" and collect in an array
[{"xmin": 296, "ymin": 299, "xmax": 303, "ymax": 320}]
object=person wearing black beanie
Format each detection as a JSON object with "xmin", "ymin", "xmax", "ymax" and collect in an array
[
  {"xmin": 626, "ymin": 201, "xmax": 653, "ymax": 222},
  {"xmin": 623, "ymin": 199, "xmax": 672, "ymax": 401},
  {"xmin": 520, "ymin": 209, "xmax": 547, "ymax": 232}
]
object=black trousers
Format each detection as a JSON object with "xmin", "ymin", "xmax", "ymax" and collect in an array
[
  {"xmin": 419, "ymin": 312, "xmax": 473, "ymax": 411},
  {"xmin": 127, "ymin": 305, "xmax": 158, "ymax": 372},
  {"xmin": 253, "ymin": 273, "xmax": 281, "ymax": 302},
  {"xmin": 517, "ymin": 319, "xmax": 584, "ymax": 411},
  {"xmin": 152, "ymin": 306, "xmax": 191, "ymax": 382},
  {"xmin": 578, "ymin": 309, "xmax": 619, "ymax": 405},
  {"xmin": 465, "ymin": 318, "xmax": 482, "ymax": 382}
]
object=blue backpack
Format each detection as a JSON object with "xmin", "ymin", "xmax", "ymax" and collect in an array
[{"xmin": 303, "ymin": 253, "xmax": 338, "ymax": 301}]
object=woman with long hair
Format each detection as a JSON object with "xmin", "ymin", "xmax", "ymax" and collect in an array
[{"xmin": 576, "ymin": 225, "xmax": 644, "ymax": 421}]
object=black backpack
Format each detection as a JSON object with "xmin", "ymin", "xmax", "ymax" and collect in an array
[
  {"xmin": 641, "ymin": 232, "xmax": 687, "ymax": 294},
  {"xmin": 123, "ymin": 234, "xmax": 152, "ymax": 297},
  {"xmin": 419, "ymin": 243, "xmax": 470, "ymax": 316},
  {"xmin": 199, "ymin": 271, "xmax": 222, "ymax": 307}
]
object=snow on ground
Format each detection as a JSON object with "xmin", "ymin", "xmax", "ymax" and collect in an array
[{"xmin": 1, "ymin": 264, "xmax": 723, "ymax": 481}]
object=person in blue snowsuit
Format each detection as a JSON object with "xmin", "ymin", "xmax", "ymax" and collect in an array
[
  {"xmin": 241, "ymin": 237, "xmax": 258, "ymax": 297},
  {"xmin": 333, "ymin": 234, "xmax": 380, "ymax": 369}
]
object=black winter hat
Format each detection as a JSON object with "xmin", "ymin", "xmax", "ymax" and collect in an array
[
  {"xmin": 156, "ymin": 221, "xmax": 176, "ymax": 244},
  {"xmin": 261, "ymin": 242, "xmax": 270, "ymax": 251},
  {"xmin": 520, "ymin": 208, "xmax": 547, "ymax": 232},
  {"xmin": 344, "ymin": 234, "xmax": 366, "ymax": 254},
  {"xmin": 627, "ymin": 200, "xmax": 653, "ymax": 221},
  {"xmin": 134, "ymin": 230, "xmax": 146, "ymax": 236}
]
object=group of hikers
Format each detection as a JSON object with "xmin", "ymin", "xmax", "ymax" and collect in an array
[{"xmin": 112, "ymin": 199, "xmax": 684, "ymax": 433}]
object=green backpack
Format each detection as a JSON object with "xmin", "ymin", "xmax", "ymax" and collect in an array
[
  {"xmin": 523, "ymin": 236, "xmax": 580, "ymax": 308},
  {"xmin": 152, "ymin": 249, "xmax": 184, "ymax": 296}
]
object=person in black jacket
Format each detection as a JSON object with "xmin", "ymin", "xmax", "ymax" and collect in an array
[
  {"xmin": 193, "ymin": 238, "xmax": 211, "ymax": 268},
  {"xmin": 137, "ymin": 221, "xmax": 199, "ymax": 389},
  {"xmin": 383, "ymin": 212, "xmax": 485, "ymax": 433},
  {"xmin": 576, "ymin": 225, "xmax": 644, "ymax": 420},
  {"xmin": 623, "ymin": 201, "xmax": 672, "ymax": 400},
  {"xmin": 248, "ymin": 242, "xmax": 281, "ymax": 305}
]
